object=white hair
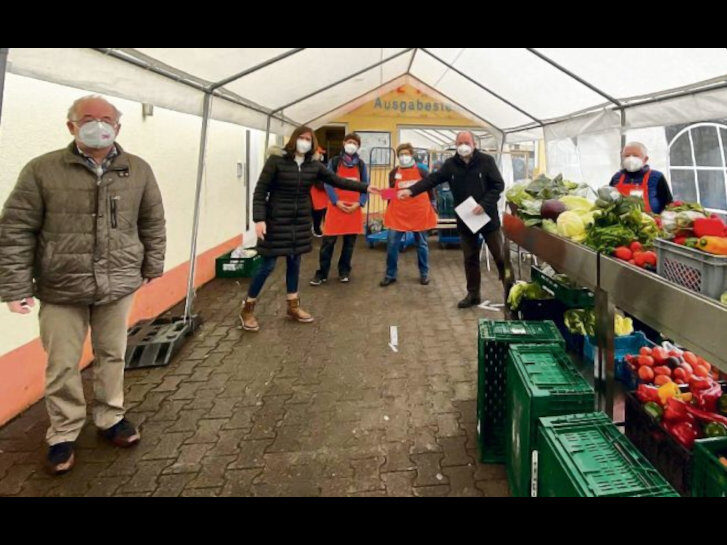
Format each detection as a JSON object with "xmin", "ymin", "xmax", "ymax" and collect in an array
[
  {"xmin": 67, "ymin": 95, "xmax": 122, "ymax": 122},
  {"xmin": 456, "ymin": 130, "xmax": 478, "ymax": 147},
  {"xmin": 623, "ymin": 141, "xmax": 648, "ymax": 156}
]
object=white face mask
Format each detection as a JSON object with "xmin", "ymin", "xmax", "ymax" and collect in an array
[
  {"xmin": 77, "ymin": 121, "xmax": 117, "ymax": 149},
  {"xmin": 457, "ymin": 144, "xmax": 473, "ymax": 157},
  {"xmin": 399, "ymin": 155, "xmax": 414, "ymax": 167},
  {"xmin": 296, "ymin": 138, "xmax": 312, "ymax": 154},
  {"xmin": 344, "ymin": 143, "xmax": 358, "ymax": 155},
  {"xmin": 623, "ymin": 156, "xmax": 644, "ymax": 172}
]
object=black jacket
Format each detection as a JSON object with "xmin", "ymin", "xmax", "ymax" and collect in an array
[
  {"xmin": 253, "ymin": 150, "xmax": 368, "ymax": 257},
  {"xmin": 408, "ymin": 150, "xmax": 504, "ymax": 232}
]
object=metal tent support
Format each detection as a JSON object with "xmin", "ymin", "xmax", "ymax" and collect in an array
[{"xmin": 0, "ymin": 48, "xmax": 8, "ymax": 125}]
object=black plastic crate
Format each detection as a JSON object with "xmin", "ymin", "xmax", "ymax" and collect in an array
[
  {"xmin": 125, "ymin": 316, "xmax": 199, "ymax": 370},
  {"xmin": 624, "ymin": 391, "xmax": 693, "ymax": 496}
]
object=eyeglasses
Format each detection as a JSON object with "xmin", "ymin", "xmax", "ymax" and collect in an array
[{"xmin": 71, "ymin": 116, "xmax": 118, "ymax": 127}]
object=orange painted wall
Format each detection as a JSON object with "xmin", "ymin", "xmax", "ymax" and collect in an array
[{"xmin": 0, "ymin": 235, "xmax": 242, "ymax": 427}]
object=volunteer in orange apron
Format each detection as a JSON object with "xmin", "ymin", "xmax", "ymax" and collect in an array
[
  {"xmin": 310, "ymin": 147, "xmax": 329, "ymax": 237},
  {"xmin": 609, "ymin": 141, "xmax": 673, "ymax": 214},
  {"xmin": 380, "ymin": 142, "xmax": 438, "ymax": 287},
  {"xmin": 310, "ymin": 133, "xmax": 369, "ymax": 285}
]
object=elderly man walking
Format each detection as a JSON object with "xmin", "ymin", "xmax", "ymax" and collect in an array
[
  {"xmin": 0, "ymin": 95, "xmax": 166, "ymax": 474},
  {"xmin": 398, "ymin": 131, "xmax": 511, "ymax": 308}
]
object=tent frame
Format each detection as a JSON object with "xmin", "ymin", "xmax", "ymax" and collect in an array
[{"xmin": 4, "ymin": 48, "xmax": 727, "ymax": 322}]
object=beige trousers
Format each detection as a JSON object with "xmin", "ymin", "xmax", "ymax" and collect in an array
[{"xmin": 39, "ymin": 292, "xmax": 135, "ymax": 445}]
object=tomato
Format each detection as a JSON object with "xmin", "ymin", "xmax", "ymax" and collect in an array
[
  {"xmin": 638, "ymin": 366, "xmax": 655, "ymax": 382},
  {"xmin": 675, "ymin": 379, "xmax": 685, "ymax": 385},
  {"xmin": 697, "ymin": 357, "xmax": 711, "ymax": 371},
  {"xmin": 654, "ymin": 375, "xmax": 673, "ymax": 386},
  {"xmin": 637, "ymin": 355, "xmax": 654, "ymax": 367},
  {"xmin": 683, "ymin": 351, "xmax": 699, "ymax": 367},
  {"xmin": 673, "ymin": 367, "xmax": 687, "ymax": 381},
  {"xmin": 639, "ymin": 346, "xmax": 653, "ymax": 356},
  {"xmin": 681, "ymin": 362, "xmax": 694, "ymax": 375},
  {"xmin": 654, "ymin": 366, "xmax": 672, "ymax": 376},
  {"xmin": 630, "ymin": 241, "xmax": 643, "ymax": 253},
  {"xmin": 694, "ymin": 365, "xmax": 710, "ymax": 378},
  {"xmin": 652, "ymin": 347, "xmax": 669, "ymax": 364}
]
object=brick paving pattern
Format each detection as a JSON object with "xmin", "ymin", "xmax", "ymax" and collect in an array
[{"xmin": 0, "ymin": 237, "xmax": 510, "ymax": 496}]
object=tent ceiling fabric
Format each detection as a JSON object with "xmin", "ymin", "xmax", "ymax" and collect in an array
[{"xmin": 6, "ymin": 48, "xmax": 727, "ymax": 138}]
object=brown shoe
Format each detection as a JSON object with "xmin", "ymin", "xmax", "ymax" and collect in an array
[
  {"xmin": 240, "ymin": 299, "xmax": 260, "ymax": 331},
  {"xmin": 47, "ymin": 442, "xmax": 75, "ymax": 475},
  {"xmin": 286, "ymin": 296, "xmax": 314, "ymax": 323}
]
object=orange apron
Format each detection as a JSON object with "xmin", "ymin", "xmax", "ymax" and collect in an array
[
  {"xmin": 616, "ymin": 170, "xmax": 652, "ymax": 214},
  {"xmin": 323, "ymin": 163, "xmax": 363, "ymax": 236},
  {"xmin": 310, "ymin": 185, "xmax": 329, "ymax": 211},
  {"xmin": 384, "ymin": 166, "xmax": 438, "ymax": 232}
]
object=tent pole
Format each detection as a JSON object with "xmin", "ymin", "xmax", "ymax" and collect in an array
[
  {"xmin": 183, "ymin": 91, "xmax": 213, "ymax": 323},
  {"xmin": 0, "ymin": 48, "xmax": 8, "ymax": 126},
  {"xmin": 270, "ymin": 48, "xmax": 414, "ymax": 115},
  {"xmin": 525, "ymin": 48, "xmax": 622, "ymax": 109},
  {"xmin": 264, "ymin": 114, "xmax": 271, "ymax": 151},
  {"xmin": 420, "ymin": 48, "xmax": 543, "ymax": 126}
]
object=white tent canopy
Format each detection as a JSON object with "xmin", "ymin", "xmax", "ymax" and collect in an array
[
  {"xmin": 4, "ymin": 47, "xmax": 727, "ymax": 317},
  {"xmin": 8, "ymin": 48, "xmax": 727, "ymax": 141}
]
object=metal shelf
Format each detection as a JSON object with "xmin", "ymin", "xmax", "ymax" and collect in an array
[
  {"xmin": 600, "ymin": 255, "xmax": 727, "ymax": 372},
  {"xmin": 502, "ymin": 212, "xmax": 727, "ymax": 416},
  {"xmin": 503, "ymin": 214, "xmax": 598, "ymax": 290}
]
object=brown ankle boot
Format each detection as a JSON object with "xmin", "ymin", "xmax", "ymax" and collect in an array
[
  {"xmin": 286, "ymin": 296, "xmax": 314, "ymax": 323},
  {"xmin": 240, "ymin": 299, "xmax": 260, "ymax": 331}
]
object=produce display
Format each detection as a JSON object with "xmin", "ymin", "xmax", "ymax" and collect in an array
[
  {"xmin": 506, "ymin": 281, "xmax": 551, "ymax": 310},
  {"xmin": 624, "ymin": 346, "xmax": 718, "ymax": 387},
  {"xmin": 505, "ymin": 174, "xmax": 593, "ymax": 227},
  {"xmin": 659, "ymin": 201, "xmax": 727, "ymax": 256},
  {"xmin": 563, "ymin": 308, "xmax": 633, "ymax": 337}
]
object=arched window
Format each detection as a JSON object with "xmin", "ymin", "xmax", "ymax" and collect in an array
[{"xmin": 668, "ymin": 122, "xmax": 727, "ymax": 215}]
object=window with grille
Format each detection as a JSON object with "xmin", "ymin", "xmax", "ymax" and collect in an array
[{"xmin": 668, "ymin": 123, "xmax": 727, "ymax": 216}]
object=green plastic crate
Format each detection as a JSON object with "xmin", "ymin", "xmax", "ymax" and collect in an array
[
  {"xmin": 531, "ymin": 265, "xmax": 594, "ymax": 309},
  {"xmin": 536, "ymin": 412, "xmax": 679, "ymax": 497},
  {"xmin": 506, "ymin": 343, "xmax": 594, "ymax": 497},
  {"xmin": 477, "ymin": 320, "xmax": 564, "ymax": 463},
  {"xmin": 215, "ymin": 251, "xmax": 262, "ymax": 278},
  {"xmin": 692, "ymin": 437, "xmax": 727, "ymax": 497}
]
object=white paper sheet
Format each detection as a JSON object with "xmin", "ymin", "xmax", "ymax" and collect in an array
[{"xmin": 454, "ymin": 197, "xmax": 491, "ymax": 233}]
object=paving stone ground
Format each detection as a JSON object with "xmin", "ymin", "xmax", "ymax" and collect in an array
[{"xmin": 0, "ymin": 236, "xmax": 510, "ymax": 497}]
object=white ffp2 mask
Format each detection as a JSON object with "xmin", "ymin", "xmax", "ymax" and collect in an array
[
  {"xmin": 296, "ymin": 139, "xmax": 312, "ymax": 154},
  {"xmin": 457, "ymin": 144, "xmax": 473, "ymax": 157},
  {"xmin": 78, "ymin": 121, "xmax": 117, "ymax": 149},
  {"xmin": 344, "ymin": 144, "xmax": 358, "ymax": 155},
  {"xmin": 623, "ymin": 156, "xmax": 644, "ymax": 172}
]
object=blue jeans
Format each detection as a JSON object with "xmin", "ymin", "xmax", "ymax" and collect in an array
[
  {"xmin": 247, "ymin": 254, "xmax": 301, "ymax": 298},
  {"xmin": 385, "ymin": 230, "xmax": 429, "ymax": 279}
]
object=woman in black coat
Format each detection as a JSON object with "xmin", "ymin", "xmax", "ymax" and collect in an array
[{"xmin": 240, "ymin": 126, "xmax": 373, "ymax": 331}]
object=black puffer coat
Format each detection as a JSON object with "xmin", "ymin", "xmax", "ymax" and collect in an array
[{"xmin": 252, "ymin": 149, "xmax": 368, "ymax": 257}]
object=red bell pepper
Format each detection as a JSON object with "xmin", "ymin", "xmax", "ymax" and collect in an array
[
  {"xmin": 693, "ymin": 381, "xmax": 723, "ymax": 413},
  {"xmin": 663, "ymin": 420, "xmax": 699, "ymax": 449},
  {"xmin": 674, "ymin": 236, "xmax": 688, "ymax": 245},
  {"xmin": 693, "ymin": 217, "xmax": 727, "ymax": 238},
  {"xmin": 636, "ymin": 384, "xmax": 660, "ymax": 404},
  {"xmin": 684, "ymin": 404, "xmax": 727, "ymax": 428},
  {"xmin": 689, "ymin": 375, "xmax": 713, "ymax": 391}
]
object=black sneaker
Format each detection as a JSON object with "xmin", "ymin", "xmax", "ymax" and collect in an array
[
  {"xmin": 420, "ymin": 276, "xmax": 430, "ymax": 285},
  {"xmin": 99, "ymin": 418, "xmax": 141, "ymax": 448},
  {"xmin": 47, "ymin": 442, "xmax": 75, "ymax": 475},
  {"xmin": 457, "ymin": 294, "xmax": 482, "ymax": 308},
  {"xmin": 339, "ymin": 275, "xmax": 350, "ymax": 283},
  {"xmin": 309, "ymin": 273, "xmax": 327, "ymax": 286},
  {"xmin": 380, "ymin": 277, "xmax": 396, "ymax": 287}
]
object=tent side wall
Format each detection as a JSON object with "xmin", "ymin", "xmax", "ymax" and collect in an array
[{"xmin": 0, "ymin": 73, "xmax": 267, "ymax": 426}]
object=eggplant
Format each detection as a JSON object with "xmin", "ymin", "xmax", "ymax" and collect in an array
[{"xmin": 541, "ymin": 199, "xmax": 567, "ymax": 221}]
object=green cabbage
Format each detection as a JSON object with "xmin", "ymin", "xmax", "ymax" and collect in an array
[
  {"xmin": 507, "ymin": 281, "xmax": 552, "ymax": 310},
  {"xmin": 556, "ymin": 211, "xmax": 586, "ymax": 241},
  {"xmin": 559, "ymin": 195, "xmax": 595, "ymax": 213}
]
